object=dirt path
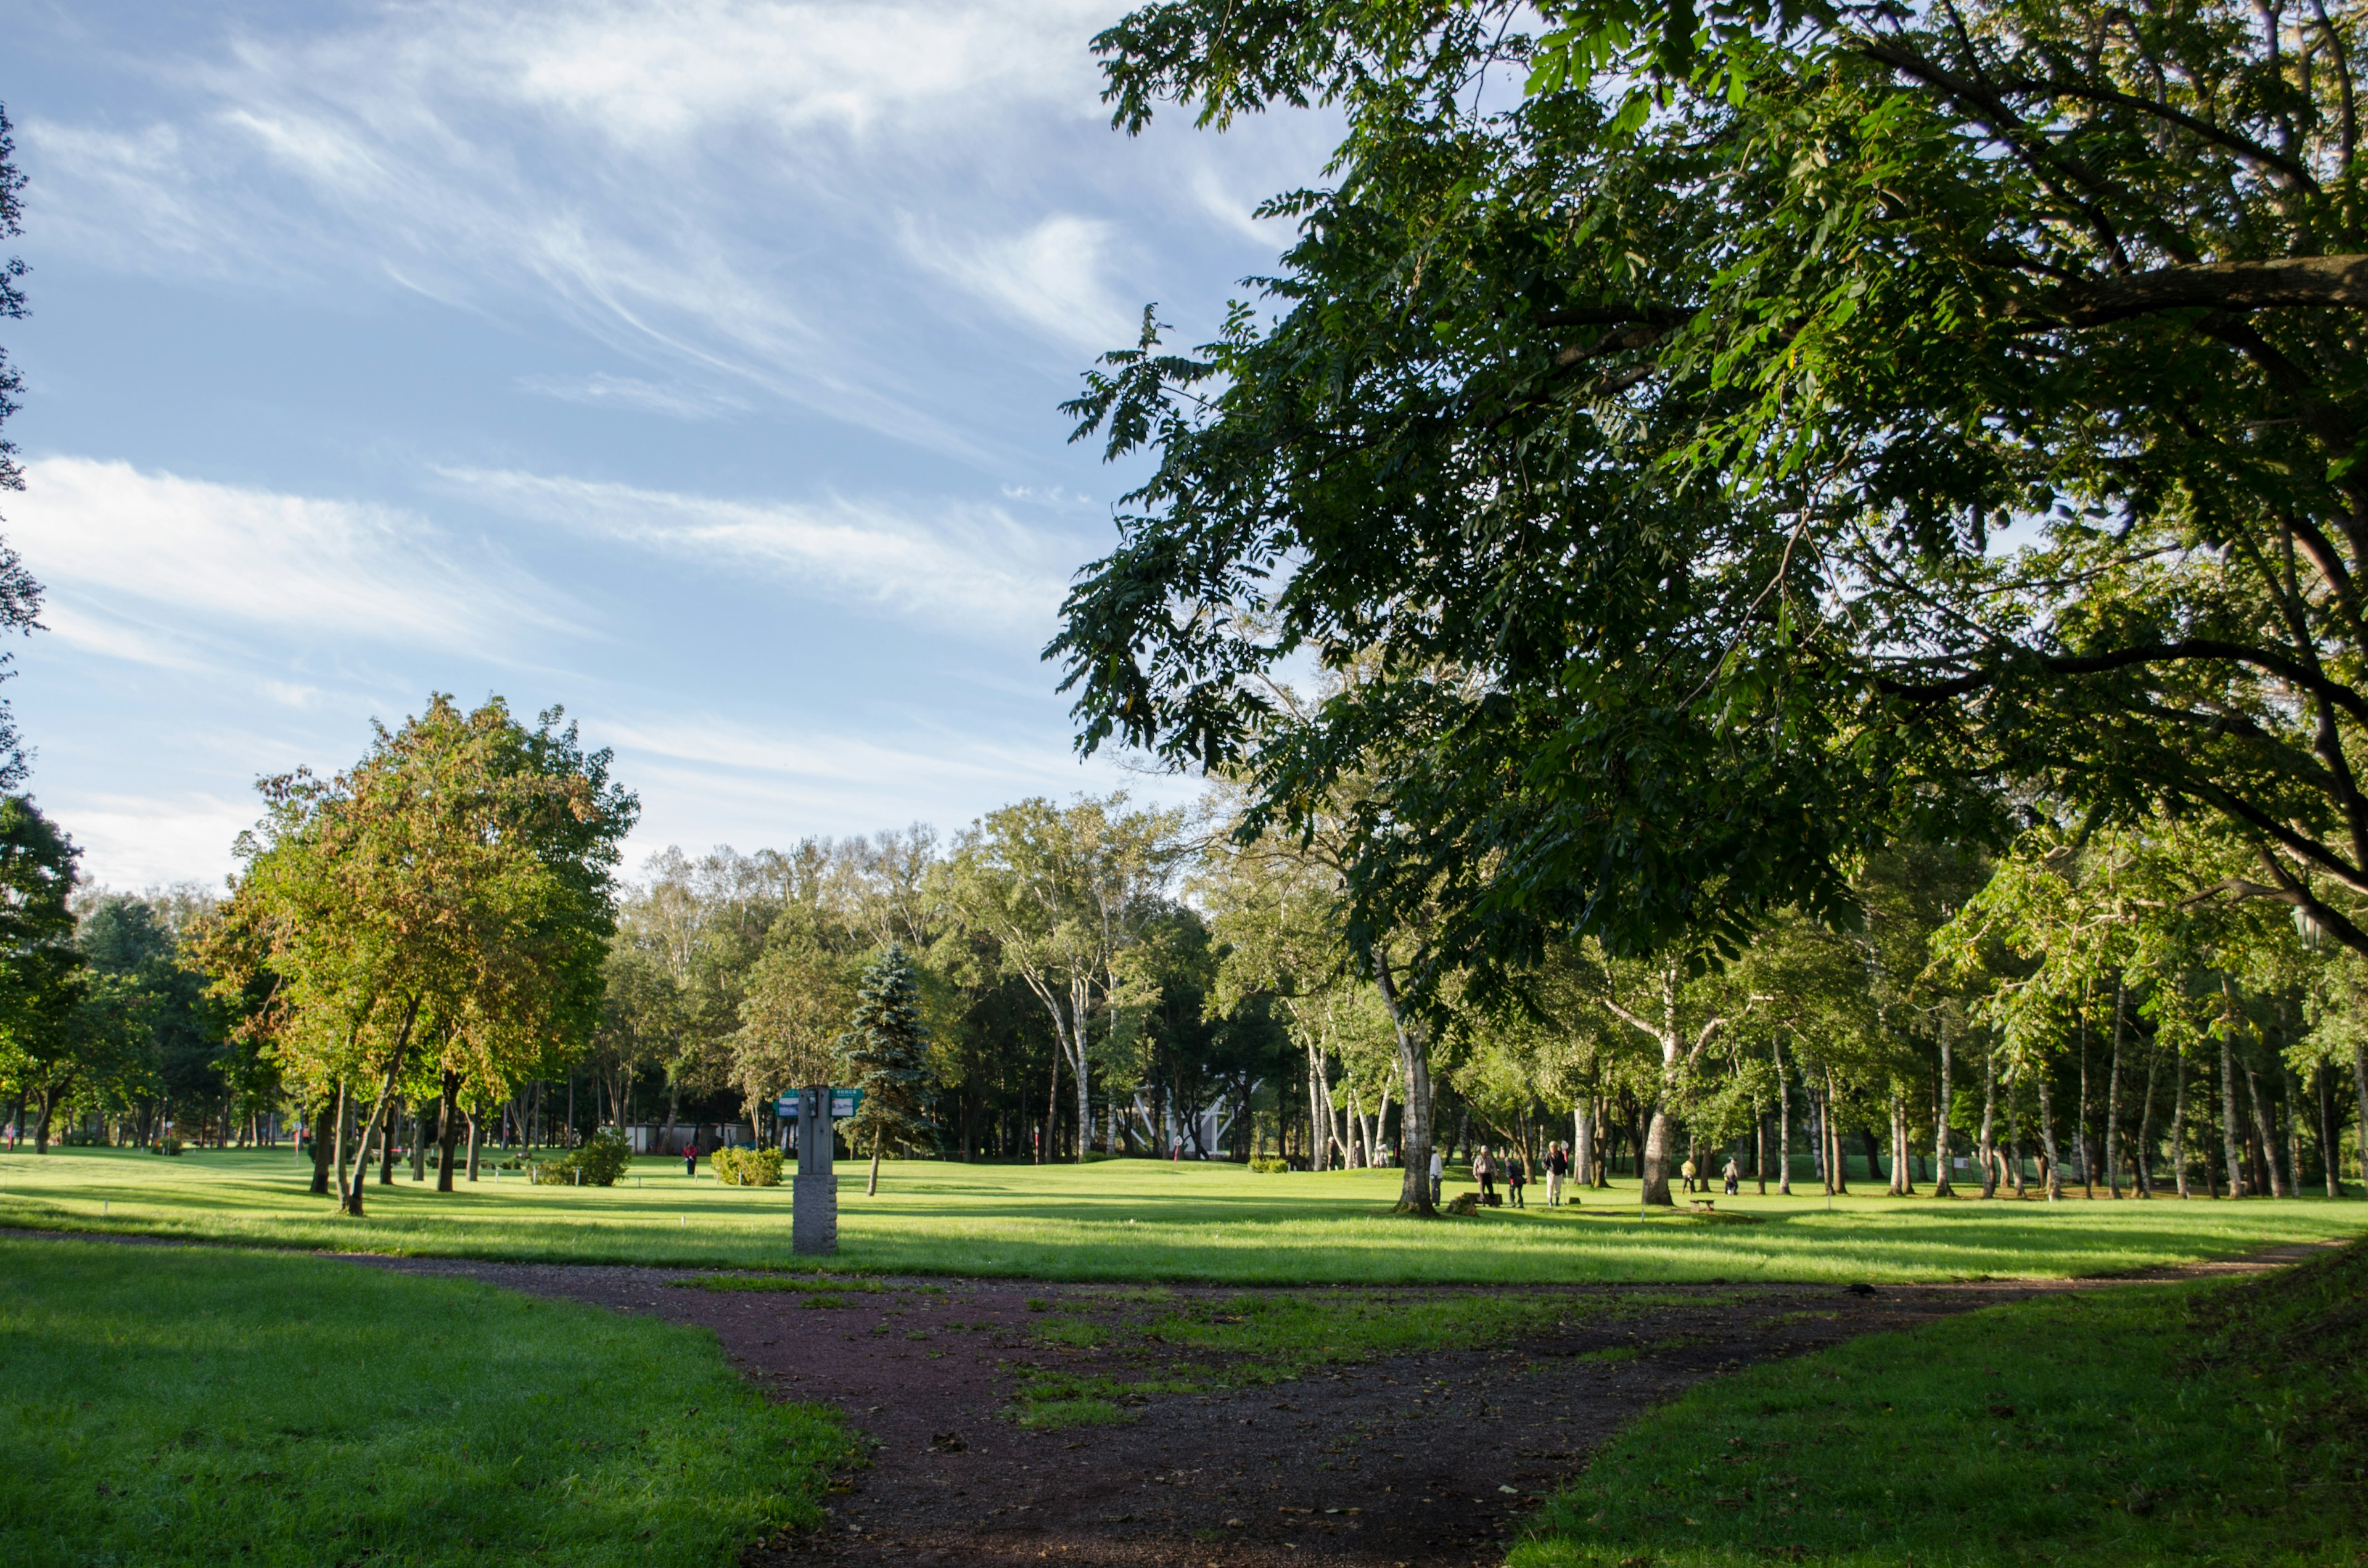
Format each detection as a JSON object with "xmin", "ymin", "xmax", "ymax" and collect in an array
[{"xmin": 344, "ymin": 1246, "xmax": 2338, "ymax": 1568}]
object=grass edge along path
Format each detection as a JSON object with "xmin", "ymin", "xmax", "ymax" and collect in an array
[
  {"xmin": 4, "ymin": 1147, "xmax": 2367, "ymax": 1285},
  {"xmin": 1513, "ymin": 1238, "xmax": 2368, "ymax": 1567},
  {"xmin": 0, "ymin": 1237, "xmax": 856, "ymax": 1568}
]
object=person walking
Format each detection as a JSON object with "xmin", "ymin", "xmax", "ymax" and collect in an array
[
  {"xmin": 683, "ymin": 1141, "xmax": 698, "ymax": 1178},
  {"xmin": 1429, "ymin": 1146, "xmax": 1444, "ymax": 1207},
  {"xmin": 1474, "ymin": 1145, "xmax": 1497, "ymax": 1205},
  {"xmin": 1722, "ymin": 1155, "xmax": 1740, "ymax": 1196},
  {"xmin": 1680, "ymin": 1155, "xmax": 1698, "ymax": 1194},
  {"xmin": 1505, "ymin": 1148, "xmax": 1528, "ymax": 1209},
  {"xmin": 1544, "ymin": 1141, "xmax": 1568, "ymax": 1208}
]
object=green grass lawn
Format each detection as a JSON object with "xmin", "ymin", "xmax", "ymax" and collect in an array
[
  {"xmin": 1, "ymin": 1146, "xmax": 2361, "ymax": 1284},
  {"xmin": 1514, "ymin": 1238, "xmax": 2368, "ymax": 1567},
  {"xmin": 0, "ymin": 1237, "xmax": 854, "ymax": 1567}
]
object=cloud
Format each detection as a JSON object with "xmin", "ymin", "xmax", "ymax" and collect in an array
[
  {"xmin": 17, "ymin": 0, "xmax": 1137, "ymax": 451},
  {"xmin": 48, "ymin": 790, "xmax": 253, "ymax": 890},
  {"xmin": 516, "ymin": 371, "xmax": 750, "ymax": 419},
  {"xmin": 908, "ymin": 213, "xmax": 1137, "ymax": 352},
  {"xmin": 10, "ymin": 457, "xmax": 570, "ymax": 652},
  {"xmin": 445, "ymin": 466, "xmax": 1071, "ymax": 636}
]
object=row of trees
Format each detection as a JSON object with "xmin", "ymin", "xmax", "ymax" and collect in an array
[{"xmin": 12, "ymin": 688, "xmax": 2364, "ymax": 1217}]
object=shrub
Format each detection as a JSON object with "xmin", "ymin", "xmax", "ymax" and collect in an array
[
  {"xmin": 573, "ymin": 1130, "xmax": 632, "ymax": 1186},
  {"xmin": 1249, "ymin": 1156, "xmax": 1289, "ymax": 1174},
  {"xmin": 712, "ymin": 1146, "xmax": 783, "ymax": 1187},
  {"xmin": 60, "ymin": 1129, "xmax": 101, "ymax": 1147},
  {"xmin": 527, "ymin": 1131, "xmax": 633, "ymax": 1187},
  {"xmin": 150, "ymin": 1136, "xmax": 184, "ymax": 1157}
]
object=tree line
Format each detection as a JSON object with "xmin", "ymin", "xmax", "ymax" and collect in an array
[{"xmin": 4, "ymin": 688, "xmax": 2365, "ymax": 1218}]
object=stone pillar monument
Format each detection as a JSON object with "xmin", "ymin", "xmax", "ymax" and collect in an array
[{"xmin": 792, "ymin": 1085, "xmax": 837, "ymax": 1255}]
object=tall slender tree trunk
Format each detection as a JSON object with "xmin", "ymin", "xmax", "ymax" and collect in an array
[
  {"xmin": 1823, "ymin": 1069, "xmax": 1849, "ymax": 1194},
  {"xmin": 2321, "ymin": 1064, "xmax": 2343, "ymax": 1198},
  {"xmin": 2245, "ymin": 1067, "xmax": 2287, "ymax": 1197},
  {"xmin": 2034, "ymin": 1068, "xmax": 2064, "ymax": 1202},
  {"xmin": 466, "ymin": 1105, "xmax": 482, "ymax": 1181},
  {"xmin": 2076, "ymin": 990, "xmax": 2095, "ymax": 1197},
  {"xmin": 308, "ymin": 1091, "xmax": 335, "ymax": 1196},
  {"xmin": 332, "ymin": 1080, "xmax": 352, "ymax": 1210},
  {"xmin": 2105, "ymin": 982, "xmax": 2127, "ymax": 1199},
  {"xmin": 1933, "ymin": 1022, "xmax": 1954, "ymax": 1198},
  {"xmin": 1072, "ymin": 977, "xmax": 1093, "ymax": 1163},
  {"xmin": 2135, "ymin": 1035, "xmax": 2159, "ymax": 1197},
  {"xmin": 2173, "ymin": 1046, "xmax": 2192, "ymax": 1198},
  {"xmin": 1370, "ymin": 948, "xmax": 1434, "ymax": 1216},
  {"xmin": 1043, "ymin": 1032, "xmax": 1059, "ymax": 1164},
  {"xmin": 1978, "ymin": 1046, "xmax": 1999, "ymax": 1198},
  {"xmin": 2220, "ymin": 1038, "xmax": 2247, "ymax": 1197},
  {"xmin": 1776, "ymin": 1047, "xmax": 1793, "ymax": 1196},
  {"xmin": 435, "ymin": 1070, "xmax": 462, "ymax": 1194}
]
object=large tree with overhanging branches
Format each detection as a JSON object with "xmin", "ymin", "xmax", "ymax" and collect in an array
[{"xmin": 1052, "ymin": 0, "xmax": 2368, "ymax": 994}]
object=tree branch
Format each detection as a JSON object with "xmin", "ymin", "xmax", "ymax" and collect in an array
[{"xmin": 2030, "ymin": 255, "xmax": 2368, "ymax": 326}]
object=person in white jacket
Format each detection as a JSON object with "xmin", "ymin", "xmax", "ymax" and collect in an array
[{"xmin": 1428, "ymin": 1147, "xmax": 1444, "ymax": 1207}]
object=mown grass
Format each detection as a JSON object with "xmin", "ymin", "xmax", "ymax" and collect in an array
[
  {"xmin": 0, "ymin": 1237, "xmax": 855, "ymax": 1567},
  {"xmin": 1513, "ymin": 1241, "xmax": 2368, "ymax": 1567},
  {"xmin": 1, "ymin": 1146, "xmax": 2361, "ymax": 1285}
]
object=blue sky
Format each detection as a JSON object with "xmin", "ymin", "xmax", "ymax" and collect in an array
[{"xmin": 2, "ymin": 0, "xmax": 1331, "ymax": 888}]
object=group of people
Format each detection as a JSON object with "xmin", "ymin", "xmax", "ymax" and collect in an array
[{"xmin": 1449, "ymin": 1142, "xmax": 1583, "ymax": 1209}]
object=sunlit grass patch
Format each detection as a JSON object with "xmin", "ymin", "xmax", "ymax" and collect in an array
[
  {"xmin": 1511, "ymin": 1241, "xmax": 2368, "ymax": 1568},
  {"xmin": 0, "ymin": 1238, "xmax": 854, "ymax": 1567},
  {"xmin": 2, "ymin": 1146, "xmax": 2359, "ymax": 1286}
]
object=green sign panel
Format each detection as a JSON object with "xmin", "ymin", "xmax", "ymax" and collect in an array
[{"xmin": 776, "ymin": 1089, "xmax": 864, "ymax": 1119}]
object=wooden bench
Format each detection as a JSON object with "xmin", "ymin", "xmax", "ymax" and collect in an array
[{"xmin": 1690, "ymin": 1199, "xmax": 1716, "ymax": 1213}]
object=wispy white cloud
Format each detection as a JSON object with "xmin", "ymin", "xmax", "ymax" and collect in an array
[
  {"xmin": 12, "ymin": 457, "xmax": 571, "ymax": 652},
  {"xmin": 908, "ymin": 213, "xmax": 1137, "ymax": 352},
  {"xmin": 445, "ymin": 466, "xmax": 1070, "ymax": 636},
  {"xmin": 47, "ymin": 790, "xmax": 254, "ymax": 890},
  {"xmin": 516, "ymin": 371, "xmax": 749, "ymax": 419},
  {"xmin": 17, "ymin": 1, "xmax": 1145, "ymax": 448}
]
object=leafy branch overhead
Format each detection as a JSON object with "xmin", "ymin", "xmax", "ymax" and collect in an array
[{"xmin": 1051, "ymin": 0, "xmax": 2368, "ymax": 985}]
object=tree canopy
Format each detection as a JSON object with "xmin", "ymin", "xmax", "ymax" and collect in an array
[{"xmin": 1053, "ymin": 0, "xmax": 2368, "ymax": 989}]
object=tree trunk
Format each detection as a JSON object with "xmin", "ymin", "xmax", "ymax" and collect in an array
[
  {"xmin": 466, "ymin": 1105, "xmax": 482, "ymax": 1181},
  {"xmin": 1933, "ymin": 1023, "xmax": 1954, "ymax": 1198},
  {"xmin": 2034, "ymin": 1068, "xmax": 2064, "ymax": 1202},
  {"xmin": 2321, "ymin": 1063, "xmax": 2343, "ymax": 1198},
  {"xmin": 1371, "ymin": 948, "xmax": 1435, "ymax": 1215},
  {"xmin": 2076, "ymin": 990, "xmax": 2095, "ymax": 1198},
  {"xmin": 2173, "ymin": 1046, "xmax": 2192, "ymax": 1197},
  {"xmin": 308, "ymin": 1092, "xmax": 335, "ymax": 1196},
  {"xmin": 1978, "ymin": 1046, "xmax": 1999, "ymax": 1197},
  {"xmin": 435, "ymin": 1070, "xmax": 462, "ymax": 1194},
  {"xmin": 2245, "ymin": 1066, "xmax": 2287, "ymax": 1197},
  {"xmin": 868, "ymin": 1135, "xmax": 882, "ymax": 1197},
  {"xmin": 410, "ymin": 1099, "xmax": 428, "ymax": 1182},
  {"xmin": 1044, "ymin": 1028, "xmax": 1060, "ymax": 1164},
  {"xmin": 1072, "ymin": 975, "xmax": 1093, "ymax": 1163},
  {"xmin": 2220, "ymin": 1038, "xmax": 2247, "ymax": 1197},
  {"xmin": 2134, "ymin": 1033, "xmax": 2159, "ymax": 1197},
  {"xmin": 2104, "ymin": 982, "xmax": 2126, "ymax": 1197},
  {"xmin": 332, "ymin": 1080, "xmax": 352, "ymax": 1210}
]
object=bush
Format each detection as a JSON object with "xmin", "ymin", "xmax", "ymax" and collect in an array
[
  {"xmin": 528, "ymin": 1130, "xmax": 633, "ymax": 1187},
  {"xmin": 150, "ymin": 1136, "xmax": 184, "ymax": 1157},
  {"xmin": 60, "ymin": 1129, "xmax": 101, "ymax": 1147},
  {"xmin": 713, "ymin": 1146, "xmax": 784, "ymax": 1187},
  {"xmin": 1249, "ymin": 1156, "xmax": 1289, "ymax": 1174}
]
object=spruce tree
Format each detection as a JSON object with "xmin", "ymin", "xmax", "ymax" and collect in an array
[{"xmin": 837, "ymin": 944, "xmax": 934, "ymax": 1195}]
